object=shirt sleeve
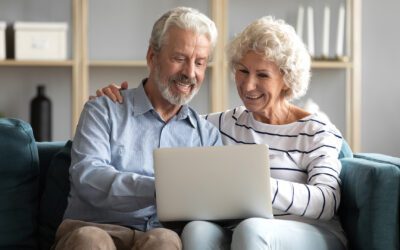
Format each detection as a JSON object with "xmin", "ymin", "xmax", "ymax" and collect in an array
[
  {"xmin": 70, "ymin": 100, "xmax": 155, "ymax": 212},
  {"xmin": 270, "ymin": 129, "xmax": 343, "ymax": 220}
]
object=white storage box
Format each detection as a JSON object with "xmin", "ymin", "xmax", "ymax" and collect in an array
[
  {"xmin": 0, "ymin": 22, "xmax": 5, "ymax": 60},
  {"xmin": 14, "ymin": 22, "xmax": 68, "ymax": 60}
]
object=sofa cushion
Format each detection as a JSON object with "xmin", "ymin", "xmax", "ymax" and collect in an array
[
  {"xmin": 0, "ymin": 118, "xmax": 39, "ymax": 249},
  {"xmin": 38, "ymin": 140, "xmax": 72, "ymax": 250}
]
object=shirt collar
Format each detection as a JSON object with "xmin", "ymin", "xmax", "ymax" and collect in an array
[
  {"xmin": 132, "ymin": 79, "xmax": 154, "ymax": 116},
  {"xmin": 132, "ymin": 79, "xmax": 197, "ymax": 129},
  {"xmin": 176, "ymin": 105, "xmax": 197, "ymax": 128}
]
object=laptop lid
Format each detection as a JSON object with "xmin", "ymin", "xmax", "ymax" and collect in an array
[{"xmin": 153, "ymin": 144, "xmax": 273, "ymax": 222}]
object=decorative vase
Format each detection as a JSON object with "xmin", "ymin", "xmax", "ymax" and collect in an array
[{"xmin": 30, "ymin": 85, "xmax": 52, "ymax": 141}]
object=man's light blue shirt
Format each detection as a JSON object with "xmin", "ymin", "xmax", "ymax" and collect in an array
[{"xmin": 64, "ymin": 80, "xmax": 222, "ymax": 231}]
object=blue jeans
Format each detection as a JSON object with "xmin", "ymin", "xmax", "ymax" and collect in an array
[{"xmin": 181, "ymin": 218, "xmax": 346, "ymax": 250}]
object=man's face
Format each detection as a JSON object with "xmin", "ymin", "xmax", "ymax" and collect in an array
[{"xmin": 151, "ymin": 26, "xmax": 211, "ymax": 105}]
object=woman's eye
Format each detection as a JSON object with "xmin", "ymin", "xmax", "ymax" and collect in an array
[
  {"xmin": 239, "ymin": 69, "xmax": 249, "ymax": 74},
  {"xmin": 258, "ymin": 73, "xmax": 269, "ymax": 78}
]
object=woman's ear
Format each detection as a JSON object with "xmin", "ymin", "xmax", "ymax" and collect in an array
[
  {"xmin": 280, "ymin": 82, "xmax": 291, "ymax": 98},
  {"xmin": 283, "ymin": 84, "xmax": 289, "ymax": 91}
]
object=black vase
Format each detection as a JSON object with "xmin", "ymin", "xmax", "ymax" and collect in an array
[{"xmin": 30, "ymin": 85, "xmax": 52, "ymax": 141}]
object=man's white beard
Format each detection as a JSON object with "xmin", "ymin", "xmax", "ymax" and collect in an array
[{"xmin": 154, "ymin": 65, "xmax": 200, "ymax": 106}]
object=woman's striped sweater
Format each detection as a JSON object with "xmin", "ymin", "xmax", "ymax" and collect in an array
[{"xmin": 204, "ymin": 106, "xmax": 346, "ymax": 245}]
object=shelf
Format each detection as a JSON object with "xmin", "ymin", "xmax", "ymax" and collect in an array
[
  {"xmin": 89, "ymin": 60, "xmax": 147, "ymax": 67},
  {"xmin": 0, "ymin": 59, "xmax": 74, "ymax": 67},
  {"xmin": 311, "ymin": 60, "xmax": 353, "ymax": 69},
  {"xmin": 89, "ymin": 60, "xmax": 215, "ymax": 67},
  {"xmin": 0, "ymin": 58, "xmax": 350, "ymax": 69}
]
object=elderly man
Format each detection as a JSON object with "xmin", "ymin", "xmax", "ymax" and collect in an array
[{"xmin": 53, "ymin": 7, "xmax": 221, "ymax": 250}]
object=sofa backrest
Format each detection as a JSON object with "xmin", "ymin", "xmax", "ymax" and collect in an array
[{"xmin": 339, "ymin": 139, "xmax": 353, "ymax": 159}]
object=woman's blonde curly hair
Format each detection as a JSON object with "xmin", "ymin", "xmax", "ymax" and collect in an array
[{"xmin": 227, "ymin": 16, "xmax": 311, "ymax": 100}]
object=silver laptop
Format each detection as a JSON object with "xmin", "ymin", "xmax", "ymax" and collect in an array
[{"xmin": 153, "ymin": 144, "xmax": 273, "ymax": 222}]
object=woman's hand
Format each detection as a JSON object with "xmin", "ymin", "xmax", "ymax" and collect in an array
[{"xmin": 89, "ymin": 81, "xmax": 129, "ymax": 103}]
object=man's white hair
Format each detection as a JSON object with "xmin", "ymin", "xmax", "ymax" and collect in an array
[{"xmin": 150, "ymin": 6, "xmax": 218, "ymax": 59}]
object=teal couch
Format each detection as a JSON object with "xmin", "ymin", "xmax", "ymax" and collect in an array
[{"xmin": 0, "ymin": 118, "xmax": 399, "ymax": 250}]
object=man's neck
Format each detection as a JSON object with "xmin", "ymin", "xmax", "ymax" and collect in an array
[{"xmin": 144, "ymin": 78, "xmax": 182, "ymax": 122}]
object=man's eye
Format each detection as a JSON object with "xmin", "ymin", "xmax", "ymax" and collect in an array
[
  {"xmin": 239, "ymin": 69, "xmax": 249, "ymax": 74},
  {"xmin": 175, "ymin": 57, "xmax": 185, "ymax": 62},
  {"xmin": 196, "ymin": 61, "xmax": 205, "ymax": 67}
]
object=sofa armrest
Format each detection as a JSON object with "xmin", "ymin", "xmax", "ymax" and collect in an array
[
  {"xmin": 339, "ymin": 156, "xmax": 400, "ymax": 250},
  {"xmin": 354, "ymin": 153, "xmax": 400, "ymax": 167}
]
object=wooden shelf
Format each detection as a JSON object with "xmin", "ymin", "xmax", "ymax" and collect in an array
[
  {"xmin": 0, "ymin": 59, "xmax": 74, "ymax": 67},
  {"xmin": 89, "ymin": 60, "xmax": 215, "ymax": 67},
  {"xmin": 89, "ymin": 60, "xmax": 147, "ymax": 67},
  {"xmin": 3, "ymin": 59, "xmax": 349, "ymax": 69},
  {"xmin": 311, "ymin": 60, "xmax": 353, "ymax": 69}
]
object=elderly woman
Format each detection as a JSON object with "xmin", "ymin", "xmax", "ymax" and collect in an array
[
  {"xmin": 97, "ymin": 16, "xmax": 346, "ymax": 250},
  {"xmin": 180, "ymin": 16, "xmax": 346, "ymax": 250}
]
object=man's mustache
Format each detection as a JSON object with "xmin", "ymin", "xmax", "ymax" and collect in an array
[{"xmin": 170, "ymin": 74, "xmax": 197, "ymax": 86}]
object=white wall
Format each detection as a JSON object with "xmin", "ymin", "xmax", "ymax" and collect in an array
[{"xmin": 362, "ymin": 0, "xmax": 400, "ymax": 156}]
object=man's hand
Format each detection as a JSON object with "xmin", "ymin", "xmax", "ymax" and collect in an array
[{"xmin": 89, "ymin": 81, "xmax": 129, "ymax": 103}]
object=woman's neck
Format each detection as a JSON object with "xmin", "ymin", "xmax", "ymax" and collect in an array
[
  {"xmin": 252, "ymin": 101, "xmax": 311, "ymax": 125},
  {"xmin": 252, "ymin": 101, "xmax": 291, "ymax": 125}
]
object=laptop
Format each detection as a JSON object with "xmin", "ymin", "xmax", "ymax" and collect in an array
[{"xmin": 153, "ymin": 144, "xmax": 273, "ymax": 223}]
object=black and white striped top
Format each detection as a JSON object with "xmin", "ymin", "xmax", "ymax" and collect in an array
[{"xmin": 205, "ymin": 106, "xmax": 346, "ymax": 244}]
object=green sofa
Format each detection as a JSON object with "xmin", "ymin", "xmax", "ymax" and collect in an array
[{"xmin": 0, "ymin": 118, "xmax": 399, "ymax": 250}]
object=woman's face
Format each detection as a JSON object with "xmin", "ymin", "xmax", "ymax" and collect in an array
[{"xmin": 235, "ymin": 51, "xmax": 288, "ymax": 117}]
